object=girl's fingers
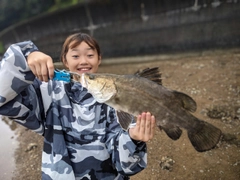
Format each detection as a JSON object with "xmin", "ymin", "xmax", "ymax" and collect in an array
[
  {"xmin": 27, "ymin": 51, "xmax": 54, "ymax": 81},
  {"xmin": 129, "ymin": 112, "xmax": 156, "ymax": 142},
  {"xmin": 47, "ymin": 60, "xmax": 55, "ymax": 80},
  {"xmin": 41, "ymin": 59, "xmax": 54, "ymax": 82},
  {"xmin": 41, "ymin": 63, "xmax": 49, "ymax": 82},
  {"xmin": 33, "ymin": 63, "xmax": 41, "ymax": 80},
  {"xmin": 149, "ymin": 115, "xmax": 156, "ymax": 139},
  {"xmin": 29, "ymin": 65, "xmax": 37, "ymax": 78},
  {"xmin": 135, "ymin": 114, "xmax": 141, "ymax": 132},
  {"xmin": 40, "ymin": 58, "xmax": 54, "ymax": 82},
  {"xmin": 139, "ymin": 112, "xmax": 146, "ymax": 135},
  {"xmin": 144, "ymin": 112, "xmax": 152, "ymax": 137}
]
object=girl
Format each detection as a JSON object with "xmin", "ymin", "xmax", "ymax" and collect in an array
[{"xmin": 0, "ymin": 33, "xmax": 155, "ymax": 180}]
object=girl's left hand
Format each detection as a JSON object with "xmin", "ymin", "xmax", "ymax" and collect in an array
[{"xmin": 129, "ymin": 112, "xmax": 156, "ymax": 142}]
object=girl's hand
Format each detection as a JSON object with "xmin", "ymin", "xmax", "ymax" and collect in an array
[
  {"xmin": 27, "ymin": 51, "xmax": 54, "ymax": 82},
  {"xmin": 129, "ymin": 112, "xmax": 156, "ymax": 142}
]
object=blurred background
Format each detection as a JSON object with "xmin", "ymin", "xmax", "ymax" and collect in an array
[{"xmin": 0, "ymin": 0, "xmax": 239, "ymax": 62}]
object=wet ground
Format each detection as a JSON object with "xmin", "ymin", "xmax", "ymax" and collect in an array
[
  {"xmin": 0, "ymin": 116, "xmax": 18, "ymax": 180},
  {"xmin": 1, "ymin": 48, "xmax": 240, "ymax": 179}
]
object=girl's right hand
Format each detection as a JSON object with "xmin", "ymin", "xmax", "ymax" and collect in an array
[
  {"xmin": 27, "ymin": 51, "xmax": 55, "ymax": 82},
  {"xmin": 128, "ymin": 112, "xmax": 156, "ymax": 142}
]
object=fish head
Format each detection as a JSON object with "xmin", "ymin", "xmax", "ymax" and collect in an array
[{"xmin": 81, "ymin": 73, "xmax": 117, "ymax": 103}]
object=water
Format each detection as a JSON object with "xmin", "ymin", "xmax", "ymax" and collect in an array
[{"xmin": 0, "ymin": 115, "xmax": 18, "ymax": 180}]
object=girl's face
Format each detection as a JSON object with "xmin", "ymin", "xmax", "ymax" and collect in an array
[{"xmin": 64, "ymin": 41, "xmax": 101, "ymax": 75}]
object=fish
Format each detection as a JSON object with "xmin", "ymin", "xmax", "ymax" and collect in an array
[{"xmin": 77, "ymin": 67, "xmax": 222, "ymax": 152}]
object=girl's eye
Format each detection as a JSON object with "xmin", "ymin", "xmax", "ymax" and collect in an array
[
  {"xmin": 87, "ymin": 54, "xmax": 94, "ymax": 58},
  {"xmin": 72, "ymin": 55, "xmax": 79, "ymax": 58}
]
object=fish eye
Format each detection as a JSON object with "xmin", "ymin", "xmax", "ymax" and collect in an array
[{"xmin": 89, "ymin": 74, "xmax": 95, "ymax": 80}]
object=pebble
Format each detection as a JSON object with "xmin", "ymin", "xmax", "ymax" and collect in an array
[
  {"xmin": 25, "ymin": 143, "xmax": 38, "ymax": 152},
  {"xmin": 159, "ymin": 156, "xmax": 175, "ymax": 171}
]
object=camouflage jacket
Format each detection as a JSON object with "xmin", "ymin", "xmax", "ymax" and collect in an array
[{"xmin": 0, "ymin": 41, "xmax": 147, "ymax": 180}]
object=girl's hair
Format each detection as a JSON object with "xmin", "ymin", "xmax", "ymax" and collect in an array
[{"xmin": 60, "ymin": 32, "xmax": 101, "ymax": 65}]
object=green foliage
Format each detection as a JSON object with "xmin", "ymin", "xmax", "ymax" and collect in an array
[
  {"xmin": 48, "ymin": 0, "xmax": 85, "ymax": 12},
  {"xmin": 48, "ymin": 0, "xmax": 79, "ymax": 12},
  {"xmin": 0, "ymin": 0, "xmax": 81, "ymax": 32},
  {"xmin": 0, "ymin": 41, "xmax": 4, "ymax": 54}
]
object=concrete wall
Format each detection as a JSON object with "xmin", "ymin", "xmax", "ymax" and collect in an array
[{"xmin": 0, "ymin": 0, "xmax": 239, "ymax": 61}]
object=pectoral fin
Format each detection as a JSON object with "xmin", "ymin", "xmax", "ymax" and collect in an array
[{"xmin": 116, "ymin": 110, "xmax": 134, "ymax": 131}]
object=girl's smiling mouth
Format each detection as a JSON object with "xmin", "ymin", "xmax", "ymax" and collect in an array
[{"xmin": 77, "ymin": 67, "xmax": 92, "ymax": 73}]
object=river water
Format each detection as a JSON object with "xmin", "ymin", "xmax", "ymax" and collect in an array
[{"xmin": 0, "ymin": 115, "xmax": 18, "ymax": 180}]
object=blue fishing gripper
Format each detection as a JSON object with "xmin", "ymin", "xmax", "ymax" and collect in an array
[{"xmin": 53, "ymin": 69, "xmax": 71, "ymax": 82}]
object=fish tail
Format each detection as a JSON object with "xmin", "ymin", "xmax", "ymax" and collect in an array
[{"xmin": 188, "ymin": 121, "xmax": 222, "ymax": 152}]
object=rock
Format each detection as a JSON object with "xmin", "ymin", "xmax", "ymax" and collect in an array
[
  {"xmin": 159, "ymin": 156, "xmax": 175, "ymax": 171},
  {"xmin": 25, "ymin": 143, "xmax": 38, "ymax": 152}
]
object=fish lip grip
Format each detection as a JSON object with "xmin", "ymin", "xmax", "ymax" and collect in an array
[
  {"xmin": 53, "ymin": 69, "xmax": 81, "ymax": 82},
  {"xmin": 53, "ymin": 69, "xmax": 71, "ymax": 82}
]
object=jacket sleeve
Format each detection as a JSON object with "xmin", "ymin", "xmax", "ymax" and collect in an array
[
  {"xmin": 106, "ymin": 107, "xmax": 147, "ymax": 176},
  {"xmin": 0, "ymin": 41, "xmax": 45, "ymax": 134}
]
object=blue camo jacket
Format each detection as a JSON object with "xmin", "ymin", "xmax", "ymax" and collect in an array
[{"xmin": 0, "ymin": 41, "xmax": 147, "ymax": 180}]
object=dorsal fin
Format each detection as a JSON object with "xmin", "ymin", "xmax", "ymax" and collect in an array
[
  {"xmin": 134, "ymin": 67, "xmax": 162, "ymax": 85},
  {"xmin": 173, "ymin": 91, "xmax": 197, "ymax": 112}
]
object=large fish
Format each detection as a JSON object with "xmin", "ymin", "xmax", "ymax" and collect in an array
[{"xmin": 77, "ymin": 67, "xmax": 222, "ymax": 152}]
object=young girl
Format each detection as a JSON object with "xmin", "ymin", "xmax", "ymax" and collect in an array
[{"xmin": 0, "ymin": 33, "xmax": 155, "ymax": 180}]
